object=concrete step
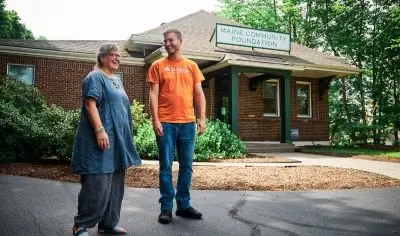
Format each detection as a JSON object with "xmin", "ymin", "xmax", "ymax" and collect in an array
[
  {"xmin": 245, "ymin": 143, "xmax": 294, "ymax": 148},
  {"xmin": 245, "ymin": 147, "xmax": 296, "ymax": 153}
]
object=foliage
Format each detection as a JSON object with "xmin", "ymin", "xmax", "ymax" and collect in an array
[
  {"xmin": 134, "ymin": 119, "xmax": 159, "ymax": 159},
  {"xmin": 0, "ymin": 0, "xmax": 34, "ymax": 39},
  {"xmin": 133, "ymin": 107, "xmax": 246, "ymax": 161},
  {"xmin": 0, "ymin": 76, "xmax": 79, "ymax": 163},
  {"xmin": 131, "ymin": 99, "xmax": 148, "ymax": 135},
  {"xmin": 194, "ymin": 119, "xmax": 245, "ymax": 161}
]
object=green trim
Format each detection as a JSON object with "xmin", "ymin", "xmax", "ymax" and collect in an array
[
  {"xmin": 280, "ymin": 73, "xmax": 292, "ymax": 143},
  {"xmin": 230, "ymin": 66, "xmax": 290, "ymax": 77},
  {"xmin": 230, "ymin": 67, "xmax": 240, "ymax": 135}
]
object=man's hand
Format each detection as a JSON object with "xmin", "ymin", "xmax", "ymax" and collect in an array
[
  {"xmin": 96, "ymin": 130, "xmax": 109, "ymax": 151},
  {"xmin": 152, "ymin": 120, "xmax": 164, "ymax": 136},
  {"xmin": 197, "ymin": 119, "xmax": 206, "ymax": 136}
]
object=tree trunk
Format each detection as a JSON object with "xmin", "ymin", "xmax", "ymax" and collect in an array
[
  {"xmin": 394, "ymin": 62, "xmax": 399, "ymax": 146},
  {"xmin": 357, "ymin": 0, "xmax": 367, "ymax": 142},
  {"xmin": 372, "ymin": 0, "xmax": 379, "ymax": 144},
  {"xmin": 305, "ymin": 0, "xmax": 312, "ymax": 47}
]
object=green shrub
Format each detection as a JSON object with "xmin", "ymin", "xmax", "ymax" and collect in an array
[
  {"xmin": 194, "ymin": 119, "xmax": 245, "ymax": 161},
  {"xmin": 37, "ymin": 105, "xmax": 80, "ymax": 160},
  {"xmin": 132, "ymin": 116, "xmax": 246, "ymax": 161},
  {"xmin": 0, "ymin": 76, "xmax": 80, "ymax": 162},
  {"xmin": 131, "ymin": 99, "xmax": 148, "ymax": 135},
  {"xmin": 134, "ymin": 119, "xmax": 159, "ymax": 159}
]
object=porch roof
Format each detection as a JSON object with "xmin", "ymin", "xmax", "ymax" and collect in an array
[{"xmin": 127, "ymin": 10, "xmax": 361, "ymax": 78}]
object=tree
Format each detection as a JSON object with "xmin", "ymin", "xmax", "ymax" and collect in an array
[{"xmin": 0, "ymin": 0, "xmax": 34, "ymax": 39}]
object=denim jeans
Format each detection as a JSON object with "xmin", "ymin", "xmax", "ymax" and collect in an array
[{"xmin": 156, "ymin": 122, "xmax": 196, "ymax": 210}]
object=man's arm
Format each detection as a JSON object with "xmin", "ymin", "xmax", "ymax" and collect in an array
[
  {"xmin": 149, "ymin": 83, "xmax": 163, "ymax": 136},
  {"xmin": 194, "ymin": 82, "xmax": 206, "ymax": 135},
  {"xmin": 149, "ymin": 83, "xmax": 160, "ymax": 122}
]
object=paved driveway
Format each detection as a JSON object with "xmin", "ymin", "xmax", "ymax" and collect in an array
[{"xmin": 0, "ymin": 175, "xmax": 399, "ymax": 236}]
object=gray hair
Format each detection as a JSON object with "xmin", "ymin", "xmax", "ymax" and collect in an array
[{"xmin": 96, "ymin": 43, "xmax": 120, "ymax": 67}]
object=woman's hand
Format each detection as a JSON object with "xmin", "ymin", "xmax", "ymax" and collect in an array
[{"xmin": 96, "ymin": 130, "xmax": 109, "ymax": 151}]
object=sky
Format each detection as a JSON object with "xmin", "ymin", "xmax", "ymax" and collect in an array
[{"xmin": 5, "ymin": 0, "xmax": 221, "ymax": 40}]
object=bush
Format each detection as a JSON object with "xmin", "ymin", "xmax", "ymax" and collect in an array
[
  {"xmin": 0, "ymin": 76, "xmax": 80, "ymax": 162},
  {"xmin": 194, "ymin": 119, "xmax": 245, "ymax": 161},
  {"xmin": 133, "ymin": 115, "xmax": 246, "ymax": 161},
  {"xmin": 134, "ymin": 119, "xmax": 159, "ymax": 159},
  {"xmin": 131, "ymin": 99, "xmax": 148, "ymax": 135}
]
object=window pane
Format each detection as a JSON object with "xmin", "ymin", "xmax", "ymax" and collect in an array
[
  {"xmin": 113, "ymin": 72, "xmax": 123, "ymax": 82},
  {"xmin": 263, "ymin": 98, "xmax": 277, "ymax": 114},
  {"xmin": 8, "ymin": 65, "xmax": 34, "ymax": 85},
  {"xmin": 297, "ymin": 84, "xmax": 310, "ymax": 116},
  {"xmin": 263, "ymin": 81, "xmax": 278, "ymax": 115},
  {"xmin": 263, "ymin": 81, "xmax": 277, "ymax": 98}
]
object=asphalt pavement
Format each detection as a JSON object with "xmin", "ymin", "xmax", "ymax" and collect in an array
[{"xmin": 0, "ymin": 175, "xmax": 399, "ymax": 236}]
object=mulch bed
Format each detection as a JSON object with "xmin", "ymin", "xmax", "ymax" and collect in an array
[{"xmin": 1, "ymin": 163, "xmax": 400, "ymax": 191}]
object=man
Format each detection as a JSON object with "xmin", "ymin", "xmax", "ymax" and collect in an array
[{"xmin": 147, "ymin": 28, "xmax": 207, "ymax": 224}]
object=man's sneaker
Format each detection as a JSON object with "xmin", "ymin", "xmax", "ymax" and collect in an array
[
  {"xmin": 158, "ymin": 209, "xmax": 172, "ymax": 224},
  {"xmin": 175, "ymin": 207, "xmax": 202, "ymax": 219}
]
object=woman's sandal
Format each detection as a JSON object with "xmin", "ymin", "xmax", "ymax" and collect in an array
[
  {"xmin": 72, "ymin": 225, "xmax": 89, "ymax": 236},
  {"xmin": 98, "ymin": 226, "xmax": 127, "ymax": 235}
]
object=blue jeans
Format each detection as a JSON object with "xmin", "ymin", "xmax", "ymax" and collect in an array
[{"xmin": 156, "ymin": 122, "xmax": 196, "ymax": 210}]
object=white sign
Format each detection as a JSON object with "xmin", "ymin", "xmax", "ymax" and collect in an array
[{"xmin": 216, "ymin": 24, "xmax": 291, "ymax": 52}]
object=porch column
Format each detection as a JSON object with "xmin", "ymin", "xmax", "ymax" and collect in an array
[
  {"xmin": 280, "ymin": 72, "xmax": 292, "ymax": 143},
  {"xmin": 230, "ymin": 67, "xmax": 239, "ymax": 135}
]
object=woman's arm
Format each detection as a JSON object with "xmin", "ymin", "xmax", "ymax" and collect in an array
[{"xmin": 85, "ymin": 97, "xmax": 109, "ymax": 151}]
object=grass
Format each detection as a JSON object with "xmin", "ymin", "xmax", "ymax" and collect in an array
[{"xmin": 301, "ymin": 146, "xmax": 400, "ymax": 159}]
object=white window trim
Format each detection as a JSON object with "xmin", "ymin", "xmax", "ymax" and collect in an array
[
  {"xmin": 7, "ymin": 63, "xmax": 36, "ymax": 85},
  {"xmin": 113, "ymin": 72, "xmax": 123, "ymax": 82},
  {"xmin": 263, "ymin": 79, "xmax": 280, "ymax": 117},
  {"xmin": 296, "ymin": 81, "xmax": 312, "ymax": 118}
]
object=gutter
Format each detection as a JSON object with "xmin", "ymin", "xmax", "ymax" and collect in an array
[{"xmin": 0, "ymin": 45, "xmax": 145, "ymax": 65}]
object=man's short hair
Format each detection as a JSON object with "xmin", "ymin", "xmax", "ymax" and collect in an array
[{"xmin": 163, "ymin": 28, "xmax": 182, "ymax": 41}]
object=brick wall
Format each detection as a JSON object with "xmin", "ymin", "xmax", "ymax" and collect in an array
[
  {"xmin": 0, "ymin": 55, "xmax": 146, "ymax": 110},
  {"xmin": 203, "ymin": 78, "xmax": 215, "ymax": 118},
  {"xmin": 237, "ymin": 75, "xmax": 329, "ymax": 141}
]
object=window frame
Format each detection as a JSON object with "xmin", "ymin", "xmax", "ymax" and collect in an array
[
  {"xmin": 296, "ymin": 81, "xmax": 312, "ymax": 118},
  {"xmin": 262, "ymin": 79, "xmax": 280, "ymax": 117},
  {"xmin": 7, "ymin": 63, "xmax": 36, "ymax": 86},
  {"xmin": 113, "ymin": 72, "xmax": 123, "ymax": 82}
]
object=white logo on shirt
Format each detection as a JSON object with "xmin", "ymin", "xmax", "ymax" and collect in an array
[{"xmin": 164, "ymin": 66, "xmax": 189, "ymax": 73}]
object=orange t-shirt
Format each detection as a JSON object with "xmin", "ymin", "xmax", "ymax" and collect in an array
[{"xmin": 147, "ymin": 57, "xmax": 205, "ymax": 123}]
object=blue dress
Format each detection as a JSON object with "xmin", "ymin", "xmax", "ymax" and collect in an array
[{"xmin": 71, "ymin": 70, "xmax": 142, "ymax": 174}]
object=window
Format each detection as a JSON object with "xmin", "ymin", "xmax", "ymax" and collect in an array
[
  {"xmin": 297, "ymin": 82, "xmax": 312, "ymax": 117},
  {"xmin": 113, "ymin": 72, "xmax": 123, "ymax": 82},
  {"xmin": 7, "ymin": 64, "xmax": 35, "ymax": 85},
  {"xmin": 263, "ymin": 80, "xmax": 279, "ymax": 116}
]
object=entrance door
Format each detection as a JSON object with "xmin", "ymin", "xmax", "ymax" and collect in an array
[{"xmin": 215, "ymin": 93, "xmax": 230, "ymax": 126}]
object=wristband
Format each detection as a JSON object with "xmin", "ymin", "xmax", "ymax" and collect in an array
[{"xmin": 95, "ymin": 126, "xmax": 105, "ymax": 134}]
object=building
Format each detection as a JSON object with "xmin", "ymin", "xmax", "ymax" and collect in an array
[{"xmin": 0, "ymin": 10, "xmax": 360, "ymax": 143}]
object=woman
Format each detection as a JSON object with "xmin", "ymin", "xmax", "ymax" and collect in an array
[{"xmin": 71, "ymin": 43, "xmax": 141, "ymax": 236}]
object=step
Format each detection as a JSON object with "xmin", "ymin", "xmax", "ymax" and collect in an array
[
  {"xmin": 245, "ymin": 142, "xmax": 295, "ymax": 148},
  {"xmin": 245, "ymin": 147, "xmax": 295, "ymax": 153}
]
